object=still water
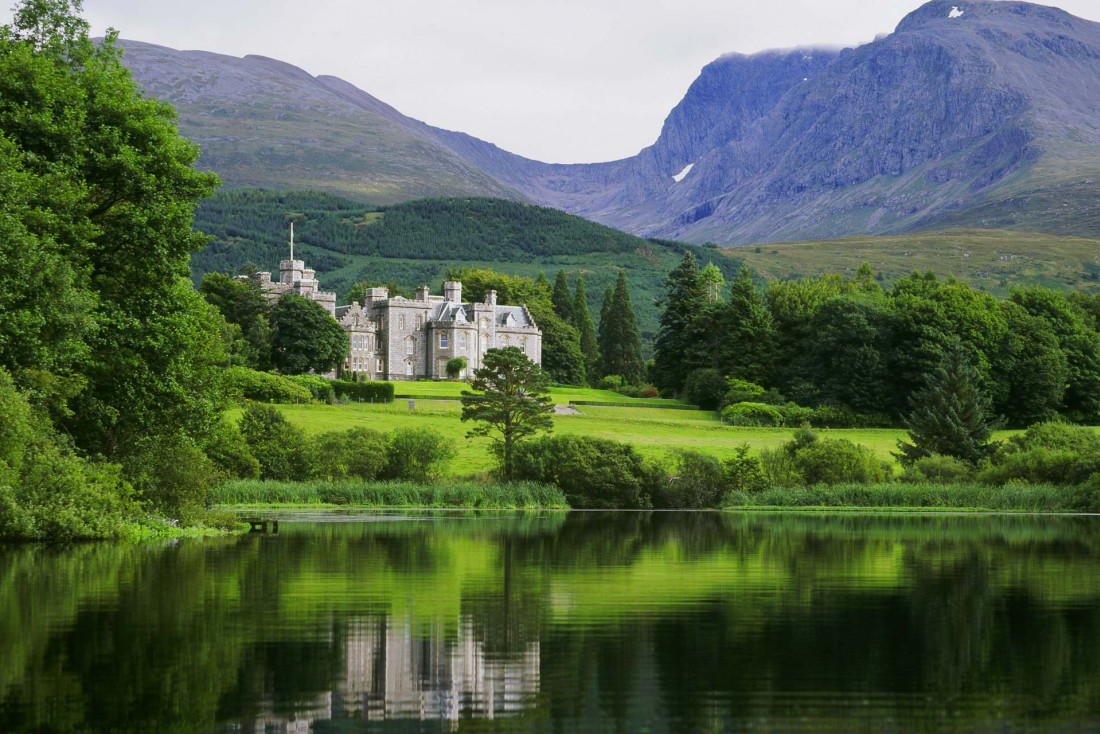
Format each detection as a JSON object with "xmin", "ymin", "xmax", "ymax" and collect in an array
[{"xmin": 2, "ymin": 511, "xmax": 1100, "ymax": 732}]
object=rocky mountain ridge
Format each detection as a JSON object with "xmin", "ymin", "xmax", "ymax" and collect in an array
[{"xmin": 120, "ymin": 0, "xmax": 1100, "ymax": 244}]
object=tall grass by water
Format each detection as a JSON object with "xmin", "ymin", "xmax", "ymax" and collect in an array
[
  {"xmin": 211, "ymin": 479, "xmax": 568, "ymax": 509},
  {"xmin": 725, "ymin": 482, "xmax": 1075, "ymax": 512}
]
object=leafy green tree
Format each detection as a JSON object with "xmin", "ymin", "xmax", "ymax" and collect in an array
[
  {"xmin": 598, "ymin": 272, "xmax": 645, "ymax": 385},
  {"xmin": 992, "ymin": 302, "xmax": 1067, "ymax": 427},
  {"xmin": 806, "ymin": 295, "xmax": 897, "ymax": 414},
  {"xmin": 383, "ymin": 428, "xmax": 456, "ymax": 483},
  {"xmin": 446, "ymin": 357, "xmax": 467, "ymax": 380},
  {"xmin": 688, "ymin": 267, "xmax": 773, "ymax": 385},
  {"xmin": 551, "ymin": 270, "xmax": 575, "ymax": 324},
  {"xmin": 461, "ymin": 346, "xmax": 554, "ymax": 479},
  {"xmin": 573, "ymin": 276, "xmax": 600, "ymax": 381},
  {"xmin": 199, "ymin": 272, "xmax": 273, "ymax": 369},
  {"xmin": 238, "ymin": 404, "xmax": 314, "ymax": 481},
  {"xmin": 313, "ymin": 427, "xmax": 388, "ymax": 480},
  {"xmin": 271, "ymin": 295, "xmax": 348, "ymax": 375},
  {"xmin": 699, "ymin": 262, "xmax": 726, "ymax": 303},
  {"xmin": 652, "ymin": 252, "xmax": 706, "ymax": 394},
  {"xmin": 0, "ymin": 0, "xmax": 224, "ymax": 462},
  {"xmin": 896, "ymin": 342, "xmax": 999, "ymax": 466}
]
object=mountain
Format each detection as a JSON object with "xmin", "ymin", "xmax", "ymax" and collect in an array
[
  {"xmin": 120, "ymin": 0, "xmax": 1100, "ymax": 244},
  {"xmin": 118, "ymin": 40, "xmax": 526, "ymax": 205}
]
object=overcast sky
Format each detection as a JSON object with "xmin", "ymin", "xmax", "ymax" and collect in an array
[{"xmin": 7, "ymin": 0, "xmax": 1100, "ymax": 162}]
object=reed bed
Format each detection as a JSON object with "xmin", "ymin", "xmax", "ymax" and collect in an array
[
  {"xmin": 724, "ymin": 482, "xmax": 1075, "ymax": 512},
  {"xmin": 211, "ymin": 479, "xmax": 568, "ymax": 509}
]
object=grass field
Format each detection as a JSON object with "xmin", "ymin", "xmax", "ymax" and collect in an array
[
  {"xmin": 733, "ymin": 228, "xmax": 1100, "ymax": 295},
  {"xmin": 246, "ymin": 398, "xmax": 1020, "ymax": 478}
]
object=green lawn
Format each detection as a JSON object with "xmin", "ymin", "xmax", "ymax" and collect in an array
[
  {"xmin": 388, "ymin": 380, "xmax": 687, "ymax": 406},
  {"xmin": 247, "ymin": 399, "xmax": 1005, "ymax": 478}
]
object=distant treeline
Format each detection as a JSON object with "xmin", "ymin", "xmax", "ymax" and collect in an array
[
  {"xmin": 193, "ymin": 189, "xmax": 703, "ymax": 274},
  {"xmin": 654, "ymin": 255, "xmax": 1100, "ymax": 428}
]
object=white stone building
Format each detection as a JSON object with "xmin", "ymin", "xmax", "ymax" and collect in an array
[{"xmin": 248, "ymin": 233, "xmax": 541, "ymax": 380}]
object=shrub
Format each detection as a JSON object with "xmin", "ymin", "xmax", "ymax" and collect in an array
[
  {"xmin": 383, "ymin": 428, "xmax": 456, "ymax": 483},
  {"xmin": 722, "ymin": 378, "xmax": 766, "ymax": 408},
  {"xmin": 0, "ymin": 370, "xmax": 136, "ymax": 540},
  {"xmin": 1072, "ymin": 473, "xmax": 1100, "ymax": 513},
  {"xmin": 284, "ymin": 373, "xmax": 336, "ymax": 403},
  {"xmin": 901, "ymin": 454, "xmax": 973, "ymax": 484},
  {"xmin": 655, "ymin": 449, "xmax": 729, "ymax": 508},
  {"xmin": 595, "ymin": 375, "xmax": 622, "ymax": 391},
  {"xmin": 724, "ymin": 444, "xmax": 767, "ymax": 493},
  {"xmin": 794, "ymin": 438, "xmax": 891, "ymax": 485},
  {"xmin": 120, "ymin": 434, "xmax": 219, "ymax": 521},
  {"xmin": 225, "ymin": 366, "xmax": 312, "ymax": 403},
  {"xmin": 613, "ymin": 382, "xmax": 660, "ymax": 399},
  {"xmin": 202, "ymin": 418, "xmax": 261, "ymax": 480},
  {"xmin": 239, "ymin": 404, "xmax": 314, "ymax": 481},
  {"xmin": 722, "ymin": 402, "xmax": 784, "ymax": 427},
  {"xmin": 779, "ymin": 403, "xmax": 816, "ymax": 426},
  {"xmin": 759, "ymin": 447, "xmax": 802, "ymax": 487},
  {"xmin": 978, "ymin": 421, "xmax": 1100, "ymax": 486},
  {"xmin": 312, "ymin": 427, "xmax": 389, "ymax": 480},
  {"xmin": 446, "ymin": 357, "xmax": 468, "ymax": 380},
  {"xmin": 512, "ymin": 434, "xmax": 656, "ymax": 509},
  {"xmin": 683, "ymin": 368, "xmax": 727, "ymax": 410},
  {"xmin": 332, "ymin": 380, "xmax": 395, "ymax": 403}
]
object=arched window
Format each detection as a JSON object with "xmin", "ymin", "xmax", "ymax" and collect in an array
[{"xmin": 499, "ymin": 335, "xmax": 509, "ymax": 347}]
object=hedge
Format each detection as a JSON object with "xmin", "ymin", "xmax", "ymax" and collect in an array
[{"xmin": 332, "ymin": 380, "xmax": 395, "ymax": 402}]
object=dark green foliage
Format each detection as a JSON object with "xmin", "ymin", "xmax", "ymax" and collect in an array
[
  {"xmin": 993, "ymin": 302, "xmax": 1067, "ymax": 427},
  {"xmin": 652, "ymin": 252, "xmax": 707, "ymax": 393},
  {"xmin": 284, "ymin": 374, "xmax": 336, "ymax": 403},
  {"xmin": 722, "ymin": 402, "xmax": 785, "ymax": 427},
  {"xmin": 655, "ymin": 450, "xmax": 728, "ymax": 509},
  {"xmin": 238, "ymin": 404, "xmax": 313, "ymax": 481},
  {"xmin": 900, "ymin": 455, "xmax": 975, "ymax": 484},
  {"xmin": 119, "ymin": 435, "xmax": 218, "ymax": 521},
  {"xmin": 224, "ymin": 366, "xmax": 312, "ymax": 403},
  {"xmin": 696, "ymin": 267, "xmax": 774, "ymax": 384},
  {"xmin": 1071, "ymin": 473, "xmax": 1100, "ymax": 512},
  {"xmin": 461, "ymin": 347, "xmax": 554, "ymax": 479},
  {"xmin": 573, "ymin": 276, "xmax": 600, "ymax": 382},
  {"xmin": 511, "ymin": 435, "xmax": 655, "ymax": 509},
  {"xmin": 978, "ymin": 422, "xmax": 1100, "ymax": 486},
  {"xmin": 445, "ymin": 357, "xmax": 468, "ymax": 380},
  {"xmin": 0, "ymin": 369, "xmax": 135, "ymax": 540},
  {"xmin": 552, "ymin": 270, "xmax": 575, "ymax": 324},
  {"xmin": 682, "ymin": 368, "xmax": 727, "ymax": 410},
  {"xmin": 312, "ymin": 428, "xmax": 389, "ymax": 481},
  {"xmin": 897, "ymin": 342, "xmax": 999, "ymax": 466},
  {"xmin": 724, "ymin": 445, "xmax": 766, "ymax": 493},
  {"xmin": 199, "ymin": 272, "xmax": 273, "ymax": 370},
  {"xmin": 201, "ymin": 418, "xmax": 261, "ymax": 480},
  {"xmin": 271, "ymin": 294, "xmax": 348, "ymax": 375},
  {"xmin": 332, "ymin": 380, "xmax": 395, "ymax": 402},
  {"xmin": 805, "ymin": 295, "xmax": 897, "ymax": 415},
  {"xmin": 598, "ymin": 272, "xmax": 646, "ymax": 384},
  {"xmin": 383, "ymin": 428, "xmax": 456, "ymax": 483}
]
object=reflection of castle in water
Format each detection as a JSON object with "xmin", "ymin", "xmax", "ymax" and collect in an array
[{"xmin": 246, "ymin": 616, "xmax": 540, "ymax": 732}]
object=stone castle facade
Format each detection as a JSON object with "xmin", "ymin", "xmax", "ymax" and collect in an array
[{"xmin": 248, "ymin": 242, "xmax": 541, "ymax": 381}]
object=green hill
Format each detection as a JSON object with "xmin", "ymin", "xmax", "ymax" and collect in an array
[
  {"xmin": 733, "ymin": 228, "xmax": 1100, "ymax": 295},
  {"xmin": 191, "ymin": 190, "xmax": 739, "ymax": 339}
]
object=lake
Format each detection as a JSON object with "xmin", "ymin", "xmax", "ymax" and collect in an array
[{"xmin": 2, "ymin": 511, "xmax": 1099, "ymax": 732}]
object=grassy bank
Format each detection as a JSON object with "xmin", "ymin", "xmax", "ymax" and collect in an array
[
  {"xmin": 212, "ymin": 480, "xmax": 568, "ymax": 509},
  {"xmin": 724, "ymin": 483, "xmax": 1078, "ymax": 513}
]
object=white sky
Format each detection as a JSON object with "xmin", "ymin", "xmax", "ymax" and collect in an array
[{"xmin": 7, "ymin": 0, "xmax": 1100, "ymax": 163}]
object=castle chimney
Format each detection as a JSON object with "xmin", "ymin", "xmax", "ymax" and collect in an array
[
  {"xmin": 444, "ymin": 281, "xmax": 462, "ymax": 303},
  {"xmin": 485, "ymin": 290, "xmax": 497, "ymax": 307},
  {"xmin": 416, "ymin": 285, "xmax": 430, "ymax": 302}
]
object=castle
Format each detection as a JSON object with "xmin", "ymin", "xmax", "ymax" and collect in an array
[{"xmin": 248, "ymin": 228, "xmax": 541, "ymax": 380}]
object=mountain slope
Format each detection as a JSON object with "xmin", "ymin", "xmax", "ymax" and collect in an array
[
  {"xmin": 119, "ymin": 40, "xmax": 527, "ymax": 205},
  {"xmin": 121, "ymin": 0, "xmax": 1100, "ymax": 244}
]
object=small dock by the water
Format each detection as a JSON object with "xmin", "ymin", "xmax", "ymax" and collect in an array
[{"xmin": 243, "ymin": 518, "xmax": 279, "ymax": 534}]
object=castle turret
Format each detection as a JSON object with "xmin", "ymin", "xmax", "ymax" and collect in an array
[{"xmin": 444, "ymin": 281, "xmax": 462, "ymax": 303}]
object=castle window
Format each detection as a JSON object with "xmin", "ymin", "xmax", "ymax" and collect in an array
[
  {"xmin": 439, "ymin": 333, "xmax": 449, "ymax": 349},
  {"xmin": 499, "ymin": 335, "xmax": 509, "ymax": 347},
  {"xmin": 519, "ymin": 338, "xmax": 526, "ymax": 352},
  {"xmin": 406, "ymin": 361, "xmax": 414, "ymax": 376},
  {"xmin": 377, "ymin": 359, "xmax": 383, "ymax": 372},
  {"xmin": 399, "ymin": 314, "xmax": 406, "ymax": 329},
  {"xmin": 405, "ymin": 337, "xmax": 415, "ymax": 355},
  {"xmin": 459, "ymin": 332, "xmax": 468, "ymax": 349},
  {"xmin": 416, "ymin": 314, "xmax": 423, "ymax": 330}
]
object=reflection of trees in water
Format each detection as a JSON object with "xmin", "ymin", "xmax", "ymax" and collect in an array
[{"xmin": 2, "ymin": 513, "xmax": 1100, "ymax": 732}]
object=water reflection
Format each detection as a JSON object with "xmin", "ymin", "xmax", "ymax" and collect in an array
[{"xmin": 1, "ymin": 512, "xmax": 1100, "ymax": 732}]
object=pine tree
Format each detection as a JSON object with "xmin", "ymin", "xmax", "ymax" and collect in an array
[
  {"xmin": 896, "ymin": 341, "xmax": 999, "ymax": 465},
  {"xmin": 652, "ymin": 252, "xmax": 706, "ymax": 393},
  {"xmin": 573, "ymin": 276, "xmax": 600, "ymax": 381},
  {"xmin": 551, "ymin": 270, "xmax": 575, "ymax": 324},
  {"xmin": 599, "ymin": 272, "xmax": 646, "ymax": 384}
]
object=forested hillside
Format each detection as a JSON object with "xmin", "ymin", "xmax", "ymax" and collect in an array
[{"xmin": 192, "ymin": 190, "xmax": 737, "ymax": 339}]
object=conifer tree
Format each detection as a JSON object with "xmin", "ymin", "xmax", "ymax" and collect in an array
[
  {"xmin": 653, "ymin": 252, "xmax": 706, "ymax": 393},
  {"xmin": 896, "ymin": 341, "xmax": 999, "ymax": 465},
  {"xmin": 573, "ymin": 276, "xmax": 600, "ymax": 380},
  {"xmin": 599, "ymin": 272, "xmax": 646, "ymax": 384},
  {"xmin": 551, "ymin": 270, "xmax": 575, "ymax": 324}
]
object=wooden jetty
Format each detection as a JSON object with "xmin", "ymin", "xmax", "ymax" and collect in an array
[{"xmin": 243, "ymin": 517, "xmax": 279, "ymax": 534}]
